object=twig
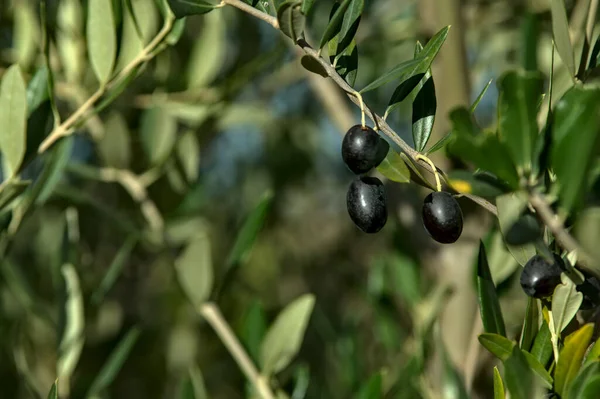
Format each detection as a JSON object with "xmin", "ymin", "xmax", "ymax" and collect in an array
[
  {"xmin": 37, "ymin": 14, "xmax": 176, "ymax": 153},
  {"xmin": 529, "ymin": 192, "xmax": 597, "ymax": 273},
  {"xmin": 199, "ymin": 302, "xmax": 275, "ymax": 399},
  {"xmin": 222, "ymin": 0, "xmax": 497, "ymax": 215}
]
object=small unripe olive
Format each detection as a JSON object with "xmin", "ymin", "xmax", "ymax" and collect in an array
[
  {"xmin": 346, "ymin": 176, "xmax": 387, "ymax": 233},
  {"xmin": 341, "ymin": 125, "xmax": 389, "ymax": 175},
  {"xmin": 422, "ymin": 191, "xmax": 463, "ymax": 244}
]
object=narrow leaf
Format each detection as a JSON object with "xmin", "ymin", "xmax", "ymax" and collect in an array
[
  {"xmin": 412, "ymin": 75, "xmax": 436, "ymax": 152},
  {"xmin": 531, "ymin": 318, "xmax": 554, "ymax": 367},
  {"xmin": 57, "ymin": 264, "xmax": 85, "ymax": 380},
  {"xmin": 334, "ymin": 40, "xmax": 358, "ymax": 87},
  {"xmin": 85, "ymin": 327, "xmax": 141, "ymax": 398},
  {"xmin": 277, "ymin": 1, "xmax": 304, "ymax": 42},
  {"xmin": 399, "ymin": 152, "xmax": 436, "ymax": 190},
  {"xmin": 425, "ymin": 131, "xmax": 452, "ymax": 155},
  {"xmin": 300, "ymin": 0, "xmax": 315, "ymax": 15},
  {"xmin": 87, "ymin": 0, "xmax": 117, "ymax": 84},
  {"xmin": 260, "ymin": 294, "xmax": 315, "ymax": 376},
  {"xmin": 0, "ymin": 64, "xmax": 27, "ymax": 177},
  {"xmin": 26, "ymin": 67, "xmax": 50, "ymax": 116},
  {"xmin": 91, "ymin": 236, "xmax": 137, "ymax": 305},
  {"xmin": 336, "ymin": 0, "xmax": 363, "ymax": 54},
  {"xmin": 551, "ymin": 86, "xmax": 600, "ymax": 214},
  {"xmin": 478, "ymin": 333, "xmax": 514, "ymax": 361},
  {"xmin": 550, "ymin": 0, "xmax": 575, "ymax": 77},
  {"xmin": 376, "ymin": 149, "xmax": 410, "ymax": 183},
  {"xmin": 567, "ymin": 360, "xmax": 600, "ymax": 399},
  {"xmin": 555, "ymin": 323, "xmax": 595, "ymax": 397},
  {"xmin": 584, "ymin": 339, "xmax": 600, "ymax": 366},
  {"xmin": 552, "ymin": 274, "xmax": 584, "ymax": 335},
  {"xmin": 470, "ymin": 78, "xmax": 493, "ymax": 113},
  {"xmin": 47, "ymin": 381, "xmax": 58, "ymax": 399},
  {"xmin": 476, "ymin": 241, "xmax": 507, "ymax": 336},
  {"xmin": 520, "ymin": 297, "xmax": 539, "ymax": 351},
  {"xmin": 175, "ymin": 232, "xmax": 213, "ymax": 307},
  {"xmin": 493, "ymin": 367, "xmax": 505, "ymax": 399},
  {"xmin": 178, "ymin": 365, "xmax": 209, "ymax": 399},
  {"xmin": 504, "ymin": 345, "xmax": 534, "ymax": 399},
  {"xmin": 167, "ymin": 0, "xmax": 217, "ymax": 18},
  {"xmin": 318, "ymin": 0, "xmax": 351, "ymax": 49},
  {"xmin": 357, "ymin": 371, "xmax": 382, "ymax": 399},
  {"xmin": 497, "ymin": 70, "xmax": 544, "ymax": 171},
  {"xmin": 0, "ymin": 180, "xmax": 30, "ymax": 212},
  {"xmin": 446, "ymin": 170, "xmax": 509, "ymax": 198}
]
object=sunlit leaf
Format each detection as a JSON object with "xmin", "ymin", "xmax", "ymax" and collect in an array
[
  {"xmin": 57, "ymin": 264, "xmax": 85, "ymax": 380},
  {"xmin": 552, "ymin": 274, "xmax": 584, "ymax": 335},
  {"xmin": 425, "ymin": 131, "xmax": 452, "ymax": 155},
  {"xmin": 260, "ymin": 294, "xmax": 315, "ymax": 375},
  {"xmin": 555, "ymin": 323, "xmax": 595, "ymax": 397},
  {"xmin": 318, "ymin": 0, "xmax": 351, "ymax": 49},
  {"xmin": 412, "ymin": 75, "xmax": 436, "ymax": 152},
  {"xmin": 470, "ymin": 79, "xmax": 493, "ymax": 113},
  {"xmin": 0, "ymin": 64, "xmax": 27, "ymax": 178},
  {"xmin": 478, "ymin": 333, "xmax": 514, "ymax": 361},
  {"xmin": 336, "ymin": 0, "xmax": 363, "ymax": 54},
  {"xmin": 493, "ymin": 367, "xmax": 505, "ymax": 399},
  {"xmin": 87, "ymin": 0, "xmax": 117, "ymax": 84},
  {"xmin": 567, "ymin": 360, "xmax": 600, "ymax": 399},
  {"xmin": 550, "ymin": 0, "xmax": 575, "ymax": 77}
]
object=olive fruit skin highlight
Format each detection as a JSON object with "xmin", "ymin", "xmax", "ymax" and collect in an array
[
  {"xmin": 341, "ymin": 125, "xmax": 389, "ymax": 175},
  {"xmin": 519, "ymin": 254, "xmax": 564, "ymax": 299},
  {"xmin": 422, "ymin": 191, "xmax": 463, "ymax": 244},
  {"xmin": 346, "ymin": 176, "xmax": 387, "ymax": 234}
]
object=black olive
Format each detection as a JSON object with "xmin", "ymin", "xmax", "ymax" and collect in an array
[
  {"xmin": 519, "ymin": 254, "xmax": 564, "ymax": 299},
  {"xmin": 346, "ymin": 176, "xmax": 387, "ymax": 233},
  {"xmin": 422, "ymin": 191, "xmax": 463, "ymax": 244},
  {"xmin": 341, "ymin": 125, "xmax": 389, "ymax": 175}
]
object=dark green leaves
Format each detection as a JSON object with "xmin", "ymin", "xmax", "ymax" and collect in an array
[
  {"xmin": 412, "ymin": 76, "xmax": 436, "ymax": 152},
  {"xmin": 361, "ymin": 26, "xmax": 449, "ymax": 94},
  {"xmin": 376, "ymin": 149, "xmax": 410, "ymax": 183},
  {"xmin": 167, "ymin": 0, "xmax": 218, "ymax": 18},
  {"xmin": 300, "ymin": 56, "xmax": 328, "ymax": 77},
  {"xmin": 318, "ymin": 0, "xmax": 351, "ymax": 49},
  {"xmin": 551, "ymin": 86, "xmax": 600, "ymax": 214},
  {"xmin": 476, "ymin": 241, "xmax": 506, "ymax": 336},
  {"xmin": 337, "ymin": 0, "xmax": 363, "ymax": 54},
  {"xmin": 568, "ymin": 360, "xmax": 600, "ymax": 399},
  {"xmin": 497, "ymin": 70, "xmax": 544, "ymax": 172},
  {"xmin": 301, "ymin": 0, "xmax": 315, "ymax": 15},
  {"xmin": 277, "ymin": 1, "xmax": 304, "ymax": 42},
  {"xmin": 504, "ymin": 346, "xmax": 535, "ymax": 399},
  {"xmin": 550, "ymin": 0, "xmax": 575, "ymax": 77}
]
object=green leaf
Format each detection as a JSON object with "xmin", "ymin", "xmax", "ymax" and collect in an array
[
  {"xmin": 0, "ymin": 64, "xmax": 27, "ymax": 178},
  {"xmin": 552, "ymin": 274, "xmax": 584, "ymax": 335},
  {"xmin": 260, "ymin": 293, "xmax": 315, "ymax": 376},
  {"xmin": 356, "ymin": 371, "xmax": 382, "ymax": 399},
  {"xmin": 26, "ymin": 67, "xmax": 50, "ymax": 116},
  {"xmin": 476, "ymin": 241, "xmax": 506, "ymax": 336},
  {"xmin": 333, "ymin": 40, "xmax": 358, "ymax": 87},
  {"xmin": 478, "ymin": 333, "xmax": 514, "ymax": 361},
  {"xmin": 140, "ymin": 105, "xmax": 177, "ymax": 166},
  {"xmin": 318, "ymin": 0, "xmax": 351, "ymax": 50},
  {"xmin": 567, "ymin": 360, "xmax": 600, "ymax": 399},
  {"xmin": 555, "ymin": 323, "xmax": 595, "ymax": 397},
  {"xmin": 175, "ymin": 232, "xmax": 213, "ymax": 307},
  {"xmin": 497, "ymin": 70, "xmax": 544, "ymax": 171},
  {"xmin": 98, "ymin": 111, "xmax": 131, "ymax": 169},
  {"xmin": 446, "ymin": 170, "xmax": 509, "ymax": 198},
  {"xmin": 300, "ymin": 55, "xmax": 328, "ymax": 77},
  {"xmin": 85, "ymin": 327, "xmax": 141, "ymax": 398},
  {"xmin": 93, "ymin": 65, "xmax": 142, "ymax": 115},
  {"xmin": 522, "ymin": 350, "xmax": 553, "ymax": 389},
  {"xmin": 0, "ymin": 180, "xmax": 29, "ymax": 212},
  {"xmin": 504, "ymin": 213, "xmax": 542, "ymax": 247},
  {"xmin": 277, "ymin": 1, "xmax": 304, "ymax": 42},
  {"xmin": 425, "ymin": 131, "xmax": 452, "ymax": 155},
  {"xmin": 399, "ymin": 152, "xmax": 436, "ymax": 190},
  {"xmin": 225, "ymin": 191, "xmax": 273, "ymax": 268},
  {"xmin": 385, "ymin": 73, "xmax": 426, "ymax": 117},
  {"xmin": 496, "ymin": 192, "xmax": 537, "ymax": 266},
  {"xmin": 336, "ymin": 0, "xmax": 363, "ymax": 54},
  {"xmin": 504, "ymin": 345, "xmax": 534, "ymax": 399},
  {"xmin": 91, "ymin": 236, "xmax": 137, "ymax": 305},
  {"xmin": 531, "ymin": 319, "xmax": 553, "ymax": 366},
  {"xmin": 470, "ymin": 79, "xmax": 493, "ymax": 113},
  {"xmin": 35, "ymin": 136, "xmax": 74, "ymax": 205},
  {"xmin": 300, "ymin": 0, "xmax": 315, "ymax": 15},
  {"xmin": 87, "ymin": 0, "xmax": 117, "ymax": 84},
  {"xmin": 575, "ymin": 208, "xmax": 600, "ymax": 273},
  {"xmin": 447, "ymin": 108, "xmax": 519, "ymax": 187},
  {"xmin": 376, "ymin": 149, "xmax": 410, "ymax": 183},
  {"xmin": 241, "ymin": 300, "xmax": 267, "ymax": 364},
  {"xmin": 360, "ymin": 26, "xmax": 449, "ymax": 94},
  {"xmin": 493, "ymin": 367, "xmax": 505, "ymax": 399},
  {"xmin": 412, "ymin": 75, "xmax": 436, "ymax": 152},
  {"xmin": 550, "ymin": 0, "xmax": 575, "ymax": 77},
  {"xmin": 520, "ymin": 297, "xmax": 539, "ymax": 351},
  {"xmin": 178, "ymin": 365, "xmax": 209, "ymax": 399},
  {"xmin": 585, "ymin": 338, "xmax": 600, "ymax": 366},
  {"xmin": 186, "ymin": 10, "xmax": 226, "ymax": 88},
  {"xmin": 167, "ymin": 0, "xmax": 217, "ymax": 18},
  {"xmin": 551, "ymin": 86, "xmax": 600, "ymax": 214},
  {"xmin": 166, "ymin": 18, "xmax": 187, "ymax": 45},
  {"xmin": 47, "ymin": 381, "xmax": 58, "ymax": 399},
  {"xmin": 57, "ymin": 264, "xmax": 85, "ymax": 380}
]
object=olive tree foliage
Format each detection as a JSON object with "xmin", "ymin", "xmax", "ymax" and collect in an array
[{"xmin": 1, "ymin": 0, "xmax": 600, "ymax": 398}]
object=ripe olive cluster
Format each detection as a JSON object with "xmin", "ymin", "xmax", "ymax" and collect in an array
[{"xmin": 341, "ymin": 124, "xmax": 464, "ymax": 243}]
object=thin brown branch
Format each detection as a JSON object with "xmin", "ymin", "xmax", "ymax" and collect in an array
[
  {"xmin": 529, "ymin": 192, "xmax": 597, "ymax": 273},
  {"xmin": 222, "ymin": 1, "xmax": 498, "ymax": 216},
  {"xmin": 199, "ymin": 303, "xmax": 275, "ymax": 399}
]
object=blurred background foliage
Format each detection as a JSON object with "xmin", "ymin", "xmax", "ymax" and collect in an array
[{"xmin": 0, "ymin": 0, "xmax": 593, "ymax": 398}]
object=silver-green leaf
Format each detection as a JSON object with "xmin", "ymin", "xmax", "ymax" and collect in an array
[
  {"xmin": 0, "ymin": 64, "xmax": 27, "ymax": 178},
  {"xmin": 87, "ymin": 0, "xmax": 117, "ymax": 84}
]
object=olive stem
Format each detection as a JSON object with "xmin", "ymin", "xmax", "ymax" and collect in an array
[
  {"xmin": 416, "ymin": 154, "xmax": 442, "ymax": 192},
  {"xmin": 353, "ymin": 91, "xmax": 366, "ymax": 128}
]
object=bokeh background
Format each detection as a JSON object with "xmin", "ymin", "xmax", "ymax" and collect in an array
[{"xmin": 0, "ymin": 0, "xmax": 587, "ymax": 398}]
